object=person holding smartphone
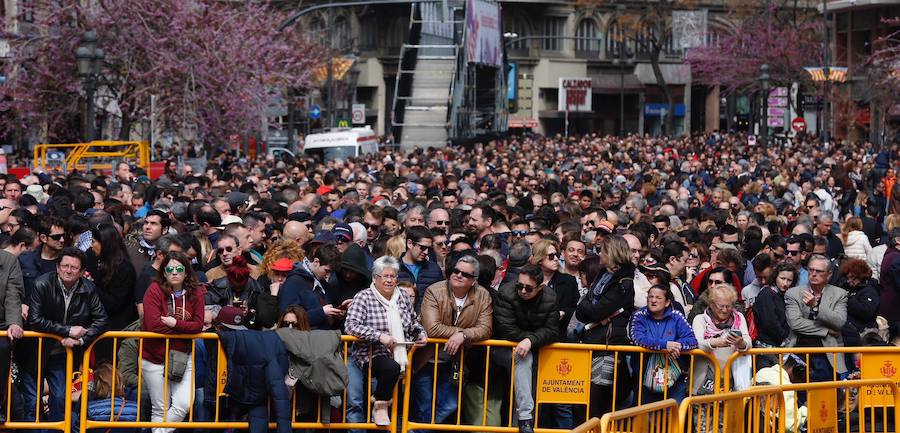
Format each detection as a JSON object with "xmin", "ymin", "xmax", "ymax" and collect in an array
[{"xmin": 692, "ymin": 283, "xmax": 752, "ymax": 392}]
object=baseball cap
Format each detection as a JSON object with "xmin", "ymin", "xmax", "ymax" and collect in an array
[
  {"xmin": 214, "ymin": 306, "xmax": 247, "ymax": 330},
  {"xmin": 333, "ymin": 223, "xmax": 353, "ymax": 242},
  {"xmin": 288, "ymin": 211, "xmax": 312, "ymax": 223},
  {"xmin": 271, "ymin": 258, "xmax": 294, "ymax": 272},
  {"xmin": 220, "ymin": 215, "xmax": 244, "ymax": 227},
  {"xmin": 226, "ymin": 191, "xmax": 250, "ymax": 208}
]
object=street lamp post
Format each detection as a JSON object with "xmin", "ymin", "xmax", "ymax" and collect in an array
[
  {"xmin": 759, "ymin": 64, "xmax": 770, "ymax": 148},
  {"xmin": 76, "ymin": 31, "xmax": 105, "ymax": 142},
  {"xmin": 612, "ymin": 42, "xmax": 634, "ymax": 137}
]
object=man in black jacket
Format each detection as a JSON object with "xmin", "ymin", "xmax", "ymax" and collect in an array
[
  {"xmin": 491, "ymin": 264, "xmax": 560, "ymax": 433},
  {"xmin": 17, "ymin": 247, "xmax": 107, "ymax": 424}
]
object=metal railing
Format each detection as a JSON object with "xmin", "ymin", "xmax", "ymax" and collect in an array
[{"xmin": 598, "ymin": 399, "xmax": 678, "ymax": 433}]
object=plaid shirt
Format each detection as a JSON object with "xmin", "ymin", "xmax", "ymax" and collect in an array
[{"xmin": 345, "ymin": 286, "xmax": 425, "ymax": 367}]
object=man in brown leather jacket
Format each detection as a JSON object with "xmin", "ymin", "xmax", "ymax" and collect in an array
[{"xmin": 412, "ymin": 254, "xmax": 492, "ymax": 426}]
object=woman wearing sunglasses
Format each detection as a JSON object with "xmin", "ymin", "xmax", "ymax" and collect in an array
[
  {"xmin": 141, "ymin": 251, "xmax": 205, "ymax": 433},
  {"xmin": 528, "ymin": 239, "xmax": 579, "ymax": 340}
]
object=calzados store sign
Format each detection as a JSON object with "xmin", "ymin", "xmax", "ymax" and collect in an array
[{"xmin": 558, "ymin": 78, "xmax": 592, "ymax": 112}]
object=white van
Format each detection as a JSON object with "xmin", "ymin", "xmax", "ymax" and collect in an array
[{"xmin": 303, "ymin": 127, "xmax": 379, "ymax": 162}]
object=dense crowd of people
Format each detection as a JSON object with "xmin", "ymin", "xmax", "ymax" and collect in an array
[{"xmin": 0, "ymin": 131, "xmax": 898, "ymax": 433}]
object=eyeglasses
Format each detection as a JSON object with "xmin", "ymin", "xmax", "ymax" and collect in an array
[
  {"xmin": 165, "ymin": 265, "xmax": 186, "ymax": 274},
  {"xmin": 336, "ymin": 238, "xmax": 349, "ymax": 244},
  {"xmin": 451, "ymin": 268, "xmax": 476, "ymax": 279},
  {"xmin": 512, "ymin": 230, "xmax": 527, "ymax": 237},
  {"xmin": 48, "ymin": 233, "xmax": 65, "ymax": 241},
  {"xmin": 375, "ymin": 273, "xmax": 398, "ymax": 281},
  {"xmin": 708, "ymin": 279, "xmax": 726, "ymax": 285},
  {"xmin": 217, "ymin": 246, "xmax": 235, "ymax": 255},
  {"xmin": 281, "ymin": 321, "xmax": 297, "ymax": 329},
  {"xmin": 773, "ymin": 253, "xmax": 784, "ymax": 261},
  {"xmin": 432, "ymin": 220, "xmax": 449, "ymax": 226},
  {"xmin": 516, "ymin": 283, "xmax": 538, "ymax": 293},
  {"xmin": 688, "ymin": 253, "xmax": 699, "ymax": 259},
  {"xmin": 547, "ymin": 252, "xmax": 560, "ymax": 261},
  {"xmin": 785, "ymin": 250, "xmax": 800, "ymax": 256},
  {"xmin": 415, "ymin": 243, "xmax": 431, "ymax": 250}
]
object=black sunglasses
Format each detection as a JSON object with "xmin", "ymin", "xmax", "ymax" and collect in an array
[
  {"xmin": 451, "ymin": 268, "xmax": 476, "ymax": 279},
  {"xmin": 217, "ymin": 246, "xmax": 235, "ymax": 255},
  {"xmin": 47, "ymin": 233, "xmax": 65, "ymax": 241},
  {"xmin": 515, "ymin": 283, "xmax": 538, "ymax": 293},
  {"xmin": 547, "ymin": 252, "xmax": 560, "ymax": 261}
]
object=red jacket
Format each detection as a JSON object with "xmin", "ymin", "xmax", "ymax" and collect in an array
[{"xmin": 141, "ymin": 282, "xmax": 204, "ymax": 364}]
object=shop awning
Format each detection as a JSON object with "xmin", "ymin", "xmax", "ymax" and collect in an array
[{"xmin": 508, "ymin": 116, "xmax": 538, "ymax": 128}]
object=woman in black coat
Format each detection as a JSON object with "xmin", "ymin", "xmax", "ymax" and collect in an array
[
  {"xmin": 753, "ymin": 263, "xmax": 797, "ymax": 349},
  {"xmin": 86, "ymin": 224, "xmax": 137, "ymax": 364},
  {"xmin": 530, "ymin": 239, "xmax": 580, "ymax": 338},
  {"xmin": 838, "ymin": 259, "xmax": 880, "ymax": 348},
  {"xmin": 575, "ymin": 235, "xmax": 635, "ymax": 418}
]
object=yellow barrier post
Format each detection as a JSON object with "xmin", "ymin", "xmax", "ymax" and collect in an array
[
  {"xmin": 779, "ymin": 379, "xmax": 899, "ymax": 433},
  {"xmin": 0, "ymin": 331, "xmax": 74, "ymax": 432},
  {"xmin": 597, "ymin": 399, "xmax": 679, "ymax": 433},
  {"xmin": 678, "ymin": 385, "xmax": 785, "ymax": 433},
  {"xmin": 78, "ymin": 331, "xmax": 396, "ymax": 432},
  {"xmin": 723, "ymin": 346, "xmax": 900, "ymax": 390},
  {"xmin": 399, "ymin": 339, "xmax": 721, "ymax": 433}
]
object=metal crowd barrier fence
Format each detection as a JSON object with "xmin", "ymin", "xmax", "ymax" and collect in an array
[
  {"xmin": 399, "ymin": 339, "xmax": 721, "ymax": 433},
  {"xmin": 722, "ymin": 346, "xmax": 900, "ymax": 391},
  {"xmin": 587, "ymin": 378, "xmax": 900, "ymax": 433},
  {"xmin": 2, "ymin": 331, "xmax": 73, "ymax": 432},
  {"xmin": 76, "ymin": 331, "xmax": 394, "ymax": 431},
  {"xmin": 598, "ymin": 399, "xmax": 679, "ymax": 433},
  {"xmin": 677, "ymin": 385, "xmax": 785, "ymax": 433},
  {"xmin": 780, "ymin": 379, "xmax": 899, "ymax": 433}
]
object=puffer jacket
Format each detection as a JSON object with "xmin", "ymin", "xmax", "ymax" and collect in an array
[
  {"xmin": 275, "ymin": 328, "xmax": 348, "ymax": 396},
  {"xmin": 628, "ymin": 306, "xmax": 698, "ymax": 351},
  {"xmin": 576, "ymin": 264, "xmax": 635, "ymax": 346},
  {"xmin": 71, "ymin": 397, "xmax": 138, "ymax": 433},
  {"xmin": 492, "ymin": 280, "xmax": 559, "ymax": 348},
  {"xmin": 218, "ymin": 330, "xmax": 292, "ymax": 433},
  {"xmin": 116, "ymin": 320, "xmax": 144, "ymax": 390},
  {"xmin": 278, "ymin": 262, "xmax": 335, "ymax": 330},
  {"xmin": 844, "ymin": 231, "xmax": 872, "ymax": 261},
  {"xmin": 18, "ymin": 272, "xmax": 108, "ymax": 372},
  {"xmin": 842, "ymin": 277, "xmax": 880, "ymax": 336},
  {"xmin": 397, "ymin": 257, "xmax": 444, "ymax": 312}
]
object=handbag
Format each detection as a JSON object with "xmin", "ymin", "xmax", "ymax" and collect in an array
[
  {"xmin": 166, "ymin": 293, "xmax": 191, "ymax": 382},
  {"xmin": 643, "ymin": 353, "xmax": 681, "ymax": 393},
  {"xmin": 591, "ymin": 354, "xmax": 616, "ymax": 386},
  {"xmin": 167, "ymin": 349, "xmax": 190, "ymax": 382}
]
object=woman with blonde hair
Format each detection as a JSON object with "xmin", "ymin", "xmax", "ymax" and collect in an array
[
  {"xmin": 529, "ymin": 239, "xmax": 579, "ymax": 334},
  {"xmin": 692, "ymin": 283, "xmax": 751, "ymax": 393},
  {"xmin": 385, "ymin": 234, "xmax": 407, "ymax": 258},
  {"xmin": 575, "ymin": 235, "xmax": 635, "ymax": 416},
  {"xmin": 841, "ymin": 217, "xmax": 871, "ymax": 261}
]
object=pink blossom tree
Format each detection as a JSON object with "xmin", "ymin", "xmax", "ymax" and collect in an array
[
  {"xmin": 1, "ymin": 0, "xmax": 324, "ymax": 144},
  {"xmin": 685, "ymin": 5, "xmax": 822, "ymax": 94}
]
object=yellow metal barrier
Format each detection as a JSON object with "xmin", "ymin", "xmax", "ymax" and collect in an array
[
  {"xmin": 779, "ymin": 379, "xmax": 900, "ymax": 433},
  {"xmin": 399, "ymin": 340, "xmax": 721, "ymax": 433},
  {"xmin": 78, "ymin": 331, "xmax": 396, "ymax": 431},
  {"xmin": 722, "ymin": 346, "xmax": 900, "ymax": 390},
  {"xmin": 678, "ymin": 385, "xmax": 785, "ymax": 433},
  {"xmin": 1, "ymin": 331, "xmax": 73, "ymax": 432},
  {"xmin": 572, "ymin": 417, "xmax": 602, "ymax": 433},
  {"xmin": 33, "ymin": 141, "xmax": 149, "ymax": 173},
  {"xmin": 598, "ymin": 399, "xmax": 679, "ymax": 433}
]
